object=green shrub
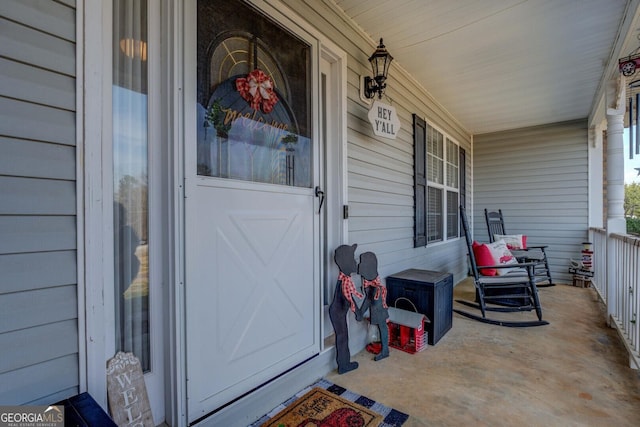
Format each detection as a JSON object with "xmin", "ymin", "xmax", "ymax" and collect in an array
[{"xmin": 628, "ymin": 217, "xmax": 640, "ymax": 235}]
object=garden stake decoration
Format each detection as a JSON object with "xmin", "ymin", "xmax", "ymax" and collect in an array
[
  {"xmin": 329, "ymin": 244, "xmax": 362, "ymax": 374},
  {"xmin": 356, "ymin": 252, "xmax": 389, "ymax": 361}
]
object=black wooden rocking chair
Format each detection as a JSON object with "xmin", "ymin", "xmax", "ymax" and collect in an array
[
  {"xmin": 485, "ymin": 209, "xmax": 555, "ymax": 287},
  {"xmin": 454, "ymin": 205, "xmax": 549, "ymax": 327}
]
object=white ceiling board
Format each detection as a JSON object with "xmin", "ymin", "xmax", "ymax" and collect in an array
[{"xmin": 334, "ymin": 0, "xmax": 630, "ymax": 134}]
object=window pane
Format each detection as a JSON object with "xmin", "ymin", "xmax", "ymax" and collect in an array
[
  {"xmin": 427, "ymin": 126, "xmax": 443, "ymax": 184},
  {"xmin": 446, "ymin": 138, "xmax": 458, "ymax": 188},
  {"xmin": 113, "ymin": 0, "xmax": 150, "ymax": 372},
  {"xmin": 428, "ymin": 187, "xmax": 443, "ymax": 242},
  {"xmin": 428, "ymin": 153, "xmax": 442, "ymax": 184},
  {"xmin": 196, "ymin": 1, "xmax": 312, "ymax": 187},
  {"xmin": 447, "ymin": 191, "xmax": 459, "ymax": 238}
]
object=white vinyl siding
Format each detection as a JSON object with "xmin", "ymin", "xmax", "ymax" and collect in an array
[
  {"xmin": 281, "ymin": 0, "xmax": 472, "ymax": 285},
  {"xmin": 473, "ymin": 119, "xmax": 589, "ymax": 284},
  {"xmin": 0, "ymin": 0, "xmax": 78, "ymax": 405}
]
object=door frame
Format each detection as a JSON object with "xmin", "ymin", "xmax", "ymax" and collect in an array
[
  {"xmin": 319, "ymin": 49, "xmax": 349, "ymax": 344},
  {"xmin": 168, "ymin": 0, "xmax": 348, "ymax": 424}
]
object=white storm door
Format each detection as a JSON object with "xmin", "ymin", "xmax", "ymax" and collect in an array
[
  {"xmin": 184, "ymin": 2, "xmax": 321, "ymax": 419},
  {"xmin": 185, "ymin": 180, "xmax": 319, "ymax": 419}
]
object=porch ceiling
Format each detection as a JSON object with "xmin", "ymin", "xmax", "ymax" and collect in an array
[{"xmin": 335, "ymin": 0, "xmax": 633, "ymax": 134}]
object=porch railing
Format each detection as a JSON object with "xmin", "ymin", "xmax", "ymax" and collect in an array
[
  {"xmin": 590, "ymin": 227, "xmax": 640, "ymax": 369},
  {"xmin": 590, "ymin": 228, "xmax": 607, "ymax": 301}
]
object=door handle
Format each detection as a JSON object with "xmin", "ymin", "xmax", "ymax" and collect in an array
[{"xmin": 315, "ymin": 186, "xmax": 325, "ymax": 214}]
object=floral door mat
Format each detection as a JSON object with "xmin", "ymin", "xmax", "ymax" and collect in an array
[{"xmin": 250, "ymin": 378, "xmax": 409, "ymax": 427}]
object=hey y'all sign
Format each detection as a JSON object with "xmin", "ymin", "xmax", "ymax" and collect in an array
[{"xmin": 367, "ymin": 100, "xmax": 400, "ymax": 139}]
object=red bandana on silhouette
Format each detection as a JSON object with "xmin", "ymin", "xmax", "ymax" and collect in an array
[
  {"xmin": 338, "ymin": 272, "xmax": 363, "ymax": 312},
  {"xmin": 363, "ymin": 276, "xmax": 387, "ymax": 308}
]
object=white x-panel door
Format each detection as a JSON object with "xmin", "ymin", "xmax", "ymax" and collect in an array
[{"xmin": 186, "ymin": 181, "xmax": 318, "ymax": 420}]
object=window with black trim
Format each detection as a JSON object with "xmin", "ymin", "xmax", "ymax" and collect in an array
[{"xmin": 414, "ymin": 115, "xmax": 465, "ymax": 246}]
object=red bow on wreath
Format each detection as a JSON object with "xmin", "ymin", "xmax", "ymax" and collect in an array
[{"xmin": 235, "ymin": 69, "xmax": 279, "ymax": 113}]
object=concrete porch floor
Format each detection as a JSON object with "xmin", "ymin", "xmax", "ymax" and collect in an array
[{"xmin": 325, "ymin": 278, "xmax": 640, "ymax": 426}]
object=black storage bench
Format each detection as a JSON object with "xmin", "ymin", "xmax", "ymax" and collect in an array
[
  {"xmin": 56, "ymin": 392, "xmax": 117, "ymax": 427},
  {"xmin": 386, "ymin": 269, "xmax": 453, "ymax": 345}
]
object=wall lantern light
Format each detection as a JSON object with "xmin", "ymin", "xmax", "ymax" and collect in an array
[{"xmin": 362, "ymin": 38, "xmax": 393, "ymax": 99}]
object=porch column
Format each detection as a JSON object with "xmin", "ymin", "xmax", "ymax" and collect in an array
[{"xmin": 605, "ymin": 76, "xmax": 627, "ymax": 323}]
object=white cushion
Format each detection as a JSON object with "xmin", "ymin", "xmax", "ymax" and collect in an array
[
  {"xmin": 493, "ymin": 233, "xmax": 526, "ymax": 250},
  {"xmin": 486, "ymin": 240, "xmax": 518, "ymax": 276}
]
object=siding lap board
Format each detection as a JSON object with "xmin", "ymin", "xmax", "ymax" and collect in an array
[
  {"xmin": 0, "ymin": 216, "xmax": 76, "ymax": 255},
  {"xmin": 0, "ymin": 177, "xmax": 75, "ymax": 215},
  {"xmin": 0, "ymin": 251, "xmax": 77, "ymax": 294},
  {"xmin": 0, "ymin": 17, "xmax": 75, "ymax": 76},
  {"xmin": 0, "ymin": 137, "xmax": 76, "ymax": 180},
  {"xmin": 0, "ymin": 1, "xmax": 78, "ymax": 404},
  {"xmin": 0, "ymin": 319, "xmax": 78, "ymax": 374},
  {"xmin": 0, "ymin": 98, "xmax": 75, "ymax": 146},
  {"xmin": 0, "ymin": 0, "xmax": 76, "ymax": 42},
  {"xmin": 0, "ymin": 355, "xmax": 79, "ymax": 405},
  {"xmin": 0, "ymin": 58, "xmax": 76, "ymax": 111}
]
